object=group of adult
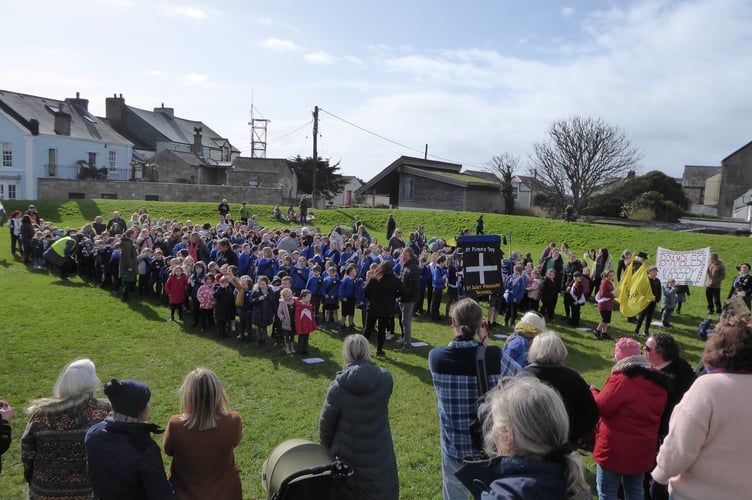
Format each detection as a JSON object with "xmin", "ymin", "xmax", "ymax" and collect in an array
[
  {"xmin": 0, "ymin": 341, "xmax": 401, "ymax": 500},
  {"xmin": 426, "ymin": 292, "xmax": 752, "ymax": 500},
  {"xmin": 1, "ymin": 360, "xmax": 241, "ymax": 499}
]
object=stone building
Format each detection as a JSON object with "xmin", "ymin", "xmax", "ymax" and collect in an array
[{"xmin": 356, "ymin": 156, "xmax": 502, "ymax": 212}]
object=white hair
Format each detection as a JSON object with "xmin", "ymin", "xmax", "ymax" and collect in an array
[
  {"xmin": 527, "ymin": 331, "xmax": 568, "ymax": 365},
  {"xmin": 54, "ymin": 358, "xmax": 100, "ymax": 399},
  {"xmin": 486, "ymin": 377, "xmax": 590, "ymax": 499}
]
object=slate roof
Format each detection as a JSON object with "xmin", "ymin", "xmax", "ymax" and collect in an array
[
  {"xmin": 0, "ymin": 89, "xmax": 131, "ymax": 145},
  {"xmin": 127, "ymin": 106, "xmax": 240, "ymax": 153}
]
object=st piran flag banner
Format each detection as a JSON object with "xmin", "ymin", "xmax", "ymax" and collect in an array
[{"xmin": 457, "ymin": 235, "xmax": 502, "ymax": 299}]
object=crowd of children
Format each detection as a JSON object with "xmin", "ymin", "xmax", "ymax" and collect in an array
[{"xmin": 11, "ymin": 205, "xmax": 704, "ymax": 358}]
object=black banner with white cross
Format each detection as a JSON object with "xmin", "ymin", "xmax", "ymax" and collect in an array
[{"xmin": 457, "ymin": 235, "xmax": 502, "ymax": 299}]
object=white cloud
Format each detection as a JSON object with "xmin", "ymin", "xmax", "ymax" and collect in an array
[
  {"xmin": 186, "ymin": 73, "xmax": 208, "ymax": 83},
  {"xmin": 304, "ymin": 51, "xmax": 337, "ymax": 65},
  {"xmin": 166, "ymin": 4, "xmax": 220, "ymax": 20},
  {"xmin": 258, "ymin": 37, "xmax": 300, "ymax": 53},
  {"xmin": 326, "ymin": 0, "xmax": 752, "ymax": 178},
  {"xmin": 343, "ymin": 55, "xmax": 363, "ymax": 65},
  {"xmin": 561, "ymin": 7, "xmax": 575, "ymax": 18}
]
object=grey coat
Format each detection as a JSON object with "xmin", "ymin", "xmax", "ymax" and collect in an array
[{"xmin": 319, "ymin": 360, "xmax": 399, "ymax": 500}]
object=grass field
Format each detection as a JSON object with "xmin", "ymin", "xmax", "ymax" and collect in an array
[{"xmin": 0, "ymin": 200, "xmax": 744, "ymax": 499}]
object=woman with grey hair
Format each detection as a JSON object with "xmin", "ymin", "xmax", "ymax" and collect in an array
[
  {"xmin": 521, "ymin": 332, "xmax": 599, "ymax": 449},
  {"xmin": 21, "ymin": 359, "xmax": 111, "ymax": 499},
  {"xmin": 458, "ymin": 377, "xmax": 591, "ymax": 499},
  {"xmin": 319, "ymin": 335, "xmax": 398, "ymax": 499}
]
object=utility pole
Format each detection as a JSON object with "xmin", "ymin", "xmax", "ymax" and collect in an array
[{"xmin": 312, "ymin": 105, "xmax": 318, "ymax": 210}]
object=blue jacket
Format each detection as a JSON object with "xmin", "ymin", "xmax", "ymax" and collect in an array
[
  {"xmin": 323, "ymin": 275, "xmax": 341, "ymax": 304},
  {"xmin": 306, "ymin": 274, "xmax": 324, "ymax": 296},
  {"xmin": 257, "ymin": 258, "xmax": 277, "ymax": 280},
  {"xmin": 457, "ymin": 456, "xmax": 568, "ymax": 500},
  {"xmin": 339, "ymin": 275, "xmax": 356, "ymax": 299},
  {"xmin": 291, "ymin": 266, "xmax": 310, "ymax": 290},
  {"xmin": 505, "ymin": 274, "xmax": 526, "ymax": 304},
  {"xmin": 432, "ymin": 265, "xmax": 447, "ymax": 290},
  {"xmin": 85, "ymin": 419, "xmax": 175, "ymax": 500}
]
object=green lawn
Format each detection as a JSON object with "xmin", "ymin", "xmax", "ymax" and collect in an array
[{"xmin": 0, "ymin": 200, "xmax": 741, "ymax": 499}]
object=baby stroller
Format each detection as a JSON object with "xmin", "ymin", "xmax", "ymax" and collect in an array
[{"xmin": 262, "ymin": 438, "xmax": 353, "ymax": 500}]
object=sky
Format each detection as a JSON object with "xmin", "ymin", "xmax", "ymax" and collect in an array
[{"xmin": 3, "ymin": 0, "xmax": 751, "ymax": 182}]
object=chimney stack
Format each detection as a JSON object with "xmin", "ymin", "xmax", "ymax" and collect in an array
[
  {"xmin": 106, "ymin": 93, "xmax": 126, "ymax": 127},
  {"xmin": 29, "ymin": 119, "xmax": 39, "ymax": 135},
  {"xmin": 192, "ymin": 127, "xmax": 203, "ymax": 154},
  {"xmin": 154, "ymin": 102, "xmax": 174, "ymax": 119},
  {"xmin": 53, "ymin": 103, "xmax": 71, "ymax": 136},
  {"xmin": 65, "ymin": 91, "xmax": 89, "ymax": 111}
]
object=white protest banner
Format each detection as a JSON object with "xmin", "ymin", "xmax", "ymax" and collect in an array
[{"xmin": 655, "ymin": 247, "xmax": 710, "ymax": 286}]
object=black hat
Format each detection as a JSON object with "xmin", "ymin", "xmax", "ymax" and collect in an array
[
  {"xmin": 636, "ymin": 251, "xmax": 648, "ymax": 260},
  {"xmin": 104, "ymin": 379, "xmax": 151, "ymax": 418},
  {"xmin": 737, "ymin": 263, "xmax": 751, "ymax": 271}
]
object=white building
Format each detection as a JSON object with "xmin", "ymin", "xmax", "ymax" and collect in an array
[{"xmin": 0, "ymin": 90, "xmax": 132, "ymax": 199}]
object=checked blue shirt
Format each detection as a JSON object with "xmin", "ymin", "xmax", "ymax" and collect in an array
[{"xmin": 429, "ymin": 339, "xmax": 521, "ymax": 461}]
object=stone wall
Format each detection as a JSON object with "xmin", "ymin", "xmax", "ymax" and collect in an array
[{"xmin": 37, "ymin": 179, "xmax": 293, "ymax": 205}]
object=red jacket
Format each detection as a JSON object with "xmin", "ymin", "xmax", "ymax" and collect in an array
[
  {"xmin": 295, "ymin": 300, "xmax": 317, "ymax": 335},
  {"xmin": 165, "ymin": 273, "xmax": 189, "ymax": 305},
  {"xmin": 591, "ymin": 360, "xmax": 668, "ymax": 474},
  {"xmin": 597, "ymin": 279, "xmax": 615, "ymax": 311}
]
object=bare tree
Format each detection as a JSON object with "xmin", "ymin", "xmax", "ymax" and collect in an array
[
  {"xmin": 530, "ymin": 116, "xmax": 641, "ymax": 214},
  {"xmin": 486, "ymin": 153, "xmax": 519, "ymax": 215}
]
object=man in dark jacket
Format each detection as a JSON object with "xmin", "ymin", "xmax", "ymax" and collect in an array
[
  {"xmin": 396, "ymin": 248, "xmax": 420, "ymax": 352},
  {"xmin": 85, "ymin": 379, "xmax": 175, "ymax": 500}
]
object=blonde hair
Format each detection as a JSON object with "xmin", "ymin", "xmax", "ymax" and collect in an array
[
  {"xmin": 179, "ymin": 367, "xmax": 230, "ymax": 431},
  {"xmin": 342, "ymin": 334, "xmax": 371, "ymax": 365}
]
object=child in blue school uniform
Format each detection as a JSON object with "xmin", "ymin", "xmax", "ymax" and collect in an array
[
  {"xmin": 339, "ymin": 265, "xmax": 358, "ymax": 331},
  {"xmin": 322, "ymin": 266, "xmax": 341, "ymax": 330},
  {"xmin": 291, "ymin": 256, "xmax": 310, "ymax": 296},
  {"xmin": 305, "ymin": 265, "xmax": 324, "ymax": 321}
]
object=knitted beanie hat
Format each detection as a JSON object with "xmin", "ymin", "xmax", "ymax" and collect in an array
[
  {"xmin": 614, "ymin": 337, "xmax": 641, "ymax": 361},
  {"xmin": 104, "ymin": 379, "xmax": 151, "ymax": 418}
]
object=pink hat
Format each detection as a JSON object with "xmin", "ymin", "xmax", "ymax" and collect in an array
[{"xmin": 614, "ymin": 337, "xmax": 641, "ymax": 361}]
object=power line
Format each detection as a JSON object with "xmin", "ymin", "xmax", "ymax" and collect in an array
[
  {"xmin": 267, "ymin": 119, "xmax": 312, "ymax": 146},
  {"xmin": 318, "ymin": 107, "xmax": 486, "ymax": 170}
]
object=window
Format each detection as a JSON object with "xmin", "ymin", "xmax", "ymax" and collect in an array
[
  {"xmin": 109, "ymin": 150, "xmax": 117, "ymax": 169},
  {"xmin": 222, "ymin": 145, "xmax": 230, "ymax": 162},
  {"xmin": 68, "ymin": 192, "xmax": 86, "ymax": 199},
  {"xmin": 1, "ymin": 142, "xmax": 12, "ymax": 167},
  {"xmin": 145, "ymin": 195, "xmax": 160, "ymax": 201},
  {"xmin": 0, "ymin": 183, "xmax": 17, "ymax": 199},
  {"xmin": 88, "ymin": 152, "xmax": 96, "ymax": 168},
  {"xmin": 48, "ymin": 148, "xmax": 58, "ymax": 176},
  {"xmin": 400, "ymin": 176, "xmax": 414, "ymax": 201},
  {"xmin": 512, "ymin": 186, "xmax": 519, "ymax": 200},
  {"xmin": 248, "ymin": 176, "xmax": 258, "ymax": 188}
]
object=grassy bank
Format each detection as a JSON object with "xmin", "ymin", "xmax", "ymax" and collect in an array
[{"xmin": 0, "ymin": 200, "xmax": 742, "ymax": 498}]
